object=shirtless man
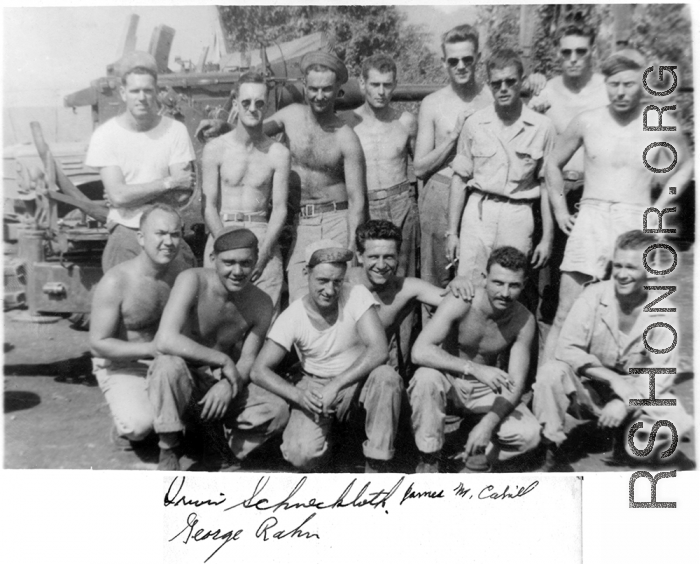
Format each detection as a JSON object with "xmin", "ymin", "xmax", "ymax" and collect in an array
[
  {"xmin": 529, "ymin": 24, "xmax": 609, "ymax": 321},
  {"xmin": 415, "ymin": 24, "xmax": 545, "ymax": 291},
  {"xmin": 85, "ymin": 51, "xmax": 197, "ymax": 273},
  {"xmin": 151, "ymin": 227, "xmax": 289, "ymax": 471},
  {"xmin": 90, "ymin": 204, "xmax": 187, "ymax": 452},
  {"xmin": 201, "ymin": 72, "xmax": 290, "ymax": 311},
  {"xmin": 542, "ymin": 48, "xmax": 693, "ymax": 360},
  {"xmin": 263, "ymin": 51, "xmax": 367, "ymax": 300},
  {"xmin": 346, "ymin": 219, "xmax": 474, "ymax": 375},
  {"xmin": 343, "ymin": 54, "xmax": 419, "ymax": 278},
  {"xmin": 410, "ymin": 247, "xmax": 540, "ymax": 473}
]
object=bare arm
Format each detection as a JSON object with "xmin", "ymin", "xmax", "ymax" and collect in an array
[
  {"xmin": 234, "ymin": 296, "xmax": 273, "ymax": 386},
  {"xmin": 155, "ymin": 271, "xmax": 240, "ymax": 381},
  {"xmin": 414, "ymin": 100, "xmax": 464, "ymax": 179},
  {"xmin": 253, "ymin": 144, "xmax": 290, "ymax": 282},
  {"xmin": 100, "ymin": 161, "xmax": 193, "ymax": 209},
  {"xmin": 531, "ymin": 188, "xmax": 554, "ymax": 269},
  {"xmin": 404, "ymin": 111, "xmax": 418, "ymax": 161},
  {"xmin": 201, "ymin": 140, "xmax": 224, "ymax": 237},
  {"xmin": 342, "ymin": 127, "xmax": 367, "ymax": 251},
  {"xmin": 411, "ymin": 294, "xmax": 471, "ymax": 373},
  {"xmin": 89, "ymin": 272, "xmax": 155, "ymax": 360},
  {"xmin": 545, "ymin": 114, "xmax": 585, "ymax": 234},
  {"xmin": 263, "ymin": 106, "xmax": 289, "ymax": 137},
  {"xmin": 251, "ymin": 339, "xmax": 303, "ymax": 405}
]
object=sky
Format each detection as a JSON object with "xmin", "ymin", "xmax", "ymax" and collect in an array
[{"xmin": 2, "ymin": 4, "xmax": 477, "ymax": 109}]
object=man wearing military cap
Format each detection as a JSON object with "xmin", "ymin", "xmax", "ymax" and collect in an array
[
  {"xmin": 263, "ymin": 50, "xmax": 368, "ymax": 301},
  {"xmin": 150, "ymin": 227, "xmax": 289, "ymax": 471},
  {"xmin": 86, "ymin": 51, "xmax": 198, "ymax": 273},
  {"xmin": 252, "ymin": 239, "xmax": 401, "ymax": 473},
  {"xmin": 541, "ymin": 47, "xmax": 694, "ymax": 361}
]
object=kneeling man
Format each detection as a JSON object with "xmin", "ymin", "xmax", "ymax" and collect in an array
[
  {"xmin": 410, "ymin": 246, "xmax": 540, "ymax": 472},
  {"xmin": 152, "ymin": 227, "xmax": 289, "ymax": 471},
  {"xmin": 533, "ymin": 230, "xmax": 694, "ymax": 469},
  {"xmin": 252, "ymin": 240, "xmax": 400, "ymax": 472},
  {"xmin": 90, "ymin": 203, "xmax": 189, "ymax": 450}
]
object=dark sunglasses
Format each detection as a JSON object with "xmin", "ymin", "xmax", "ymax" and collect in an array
[
  {"xmin": 240, "ymin": 99, "xmax": 266, "ymax": 110},
  {"xmin": 489, "ymin": 78, "xmax": 519, "ymax": 90},
  {"xmin": 446, "ymin": 56, "xmax": 475, "ymax": 68},
  {"xmin": 560, "ymin": 48, "xmax": 590, "ymax": 59}
]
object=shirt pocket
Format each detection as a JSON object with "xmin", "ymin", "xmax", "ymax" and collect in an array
[
  {"xmin": 514, "ymin": 147, "xmax": 543, "ymax": 179},
  {"xmin": 470, "ymin": 141, "xmax": 499, "ymax": 180}
]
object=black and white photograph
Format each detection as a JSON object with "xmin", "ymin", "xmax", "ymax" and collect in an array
[{"xmin": 2, "ymin": 2, "xmax": 698, "ymax": 562}]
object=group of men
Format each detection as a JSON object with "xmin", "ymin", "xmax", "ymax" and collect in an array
[{"xmin": 87, "ymin": 22, "xmax": 693, "ymax": 473}]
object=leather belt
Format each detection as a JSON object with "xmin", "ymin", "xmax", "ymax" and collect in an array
[
  {"xmin": 221, "ymin": 212, "xmax": 267, "ymax": 223},
  {"xmin": 298, "ymin": 200, "xmax": 349, "ymax": 218},
  {"xmin": 473, "ymin": 189, "xmax": 533, "ymax": 205},
  {"xmin": 368, "ymin": 181, "xmax": 411, "ymax": 201}
]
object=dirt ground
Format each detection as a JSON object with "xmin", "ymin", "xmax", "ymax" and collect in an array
[{"xmin": 3, "ymin": 250, "xmax": 696, "ymax": 473}]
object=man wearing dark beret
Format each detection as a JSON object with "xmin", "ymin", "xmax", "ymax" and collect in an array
[
  {"xmin": 252, "ymin": 240, "xmax": 399, "ymax": 473},
  {"xmin": 86, "ymin": 51, "xmax": 197, "ymax": 274},
  {"xmin": 263, "ymin": 50, "xmax": 368, "ymax": 301},
  {"xmin": 150, "ymin": 227, "xmax": 289, "ymax": 471},
  {"xmin": 541, "ymin": 47, "xmax": 694, "ymax": 361}
]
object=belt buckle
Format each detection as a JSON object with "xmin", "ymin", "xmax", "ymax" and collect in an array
[
  {"xmin": 375, "ymin": 189, "xmax": 388, "ymax": 200},
  {"xmin": 303, "ymin": 204, "xmax": 315, "ymax": 217}
]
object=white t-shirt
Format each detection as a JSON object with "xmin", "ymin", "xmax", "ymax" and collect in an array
[
  {"xmin": 268, "ymin": 284, "xmax": 379, "ymax": 378},
  {"xmin": 85, "ymin": 116, "xmax": 195, "ymax": 228}
]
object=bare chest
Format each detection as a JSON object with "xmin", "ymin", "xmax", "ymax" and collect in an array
[
  {"xmin": 288, "ymin": 121, "xmax": 344, "ymax": 173},
  {"xmin": 219, "ymin": 147, "xmax": 275, "ymax": 190},
  {"xmin": 355, "ymin": 120, "xmax": 409, "ymax": 163},
  {"xmin": 121, "ymin": 279, "xmax": 171, "ymax": 332},
  {"xmin": 191, "ymin": 299, "xmax": 251, "ymax": 352},
  {"xmin": 457, "ymin": 312, "xmax": 516, "ymax": 360}
]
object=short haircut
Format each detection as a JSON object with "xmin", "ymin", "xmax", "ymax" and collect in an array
[
  {"xmin": 122, "ymin": 66, "xmax": 157, "ymax": 86},
  {"xmin": 486, "ymin": 49, "xmax": 524, "ymax": 79},
  {"xmin": 557, "ymin": 23, "xmax": 597, "ymax": 46},
  {"xmin": 361, "ymin": 54, "xmax": 398, "ymax": 81},
  {"xmin": 442, "ymin": 24, "xmax": 479, "ymax": 56},
  {"xmin": 139, "ymin": 202, "xmax": 182, "ymax": 230},
  {"xmin": 236, "ymin": 71, "xmax": 266, "ymax": 96},
  {"xmin": 486, "ymin": 246, "xmax": 528, "ymax": 275},
  {"xmin": 355, "ymin": 219, "xmax": 402, "ymax": 254},
  {"xmin": 615, "ymin": 230, "xmax": 658, "ymax": 251}
]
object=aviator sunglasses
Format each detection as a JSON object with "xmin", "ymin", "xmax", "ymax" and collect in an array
[
  {"xmin": 560, "ymin": 48, "xmax": 590, "ymax": 59},
  {"xmin": 240, "ymin": 99, "xmax": 266, "ymax": 110},
  {"xmin": 489, "ymin": 78, "xmax": 519, "ymax": 90},
  {"xmin": 446, "ymin": 56, "xmax": 475, "ymax": 68}
]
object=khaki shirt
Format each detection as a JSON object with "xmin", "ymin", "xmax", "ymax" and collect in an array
[
  {"xmin": 555, "ymin": 280, "xmax": 678, "ymax": 394},
  {"xmin": 455, "ymin": 104, "xmax": 556, "ymax": 200}
]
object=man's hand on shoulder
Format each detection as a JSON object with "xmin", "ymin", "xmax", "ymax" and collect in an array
[
  {"xmin": 443, "ymin": 275, "xmax": 474, "ymax": 302},
  {"xmin": 195, "ymin": 119, "xmax": 230, "ymax": 144}
]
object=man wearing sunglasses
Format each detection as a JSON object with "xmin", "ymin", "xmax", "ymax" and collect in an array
[
  {"xmin": 542, "ymin": 49, "xmax": 693, "ymax": 362},
  {"xmin": 529, "ymin": 25, "xmax": 608, "ymax": 326},
  {"xmin": 447, "ymin": 50, "xmax": 556, "ymax": 290},
  {"xmin": 201, "ymin": 72, "xmax": 291, "ymax": 313}
]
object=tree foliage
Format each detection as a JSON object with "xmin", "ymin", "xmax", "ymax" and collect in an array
[{"xmin": 217, "ymin": 5, "xmax": 444, "ymax": 84}]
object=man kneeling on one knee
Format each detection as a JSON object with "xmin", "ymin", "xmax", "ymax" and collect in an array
[
  {"xmin": 251, "ymin": 240, "xmax": 402, "ymax": 473},
  {"xmin": 410, "ymin": 246, "xmax": 540, "ymax": 472},
  {"xmin": 533, "ymin": 230, "xmax": 694, "ymax": 470},
  {"xmin": 151, "ymin": 227, "xmax": 289, "ymax": 471}
]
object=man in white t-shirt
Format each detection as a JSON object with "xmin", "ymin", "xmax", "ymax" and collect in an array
[
  {"xmin": 251, "ymin": 240, "xmax": 401, "ymax": 472},
  {"xmin": 85, "ymin": 51, "xmax": 197, "ymax": 272}
]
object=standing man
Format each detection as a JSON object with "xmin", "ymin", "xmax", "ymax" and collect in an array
[
  {"xmin": 201, "ymin": 72, "xmax": 290, "ymax": 312},
  {"xmin": 264, "ymin": 51, "xmax": 367, "ymax": 300},
  {"xmin": 410, "ymin": 247, "xmax": 540, "ymax": 473},
  {"xmin": 151, "ymin": 227, "xmax": 289, "ymax": 471},
  {"xmin": 90, "ymin": 204, "xmax": 188, "ymax": 453},
  {"xmin": 529, "ymin": 24, "xmax": 609, "ymax": 320},
  {"xmin": 446, "ymin": 49, "xmax": 556, "ymax": 287},
  {"xmin": 414, "ymin": 24, "xmax": 493, "ymax": 291},
  {"xmin": 86, "ymin": 51, "xmax": 197, "ymax": 272},
  {"xmin": 343, "ymin": 54, "xmax": 419, "ymax": 278},
  {"xmin": 533, "ymin": 231, "xmax": 694, "ymax": 470},
  {"xmin": 542, "ymin": 49, "xmax": 693, "ymax": 360},
  {"xmin": 252, "ymin": 240, "xmax": 400, "ymax": 473},
  {"xmin": 346, "ymin": 219, "xmax": 474, "ymax": 375}
]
